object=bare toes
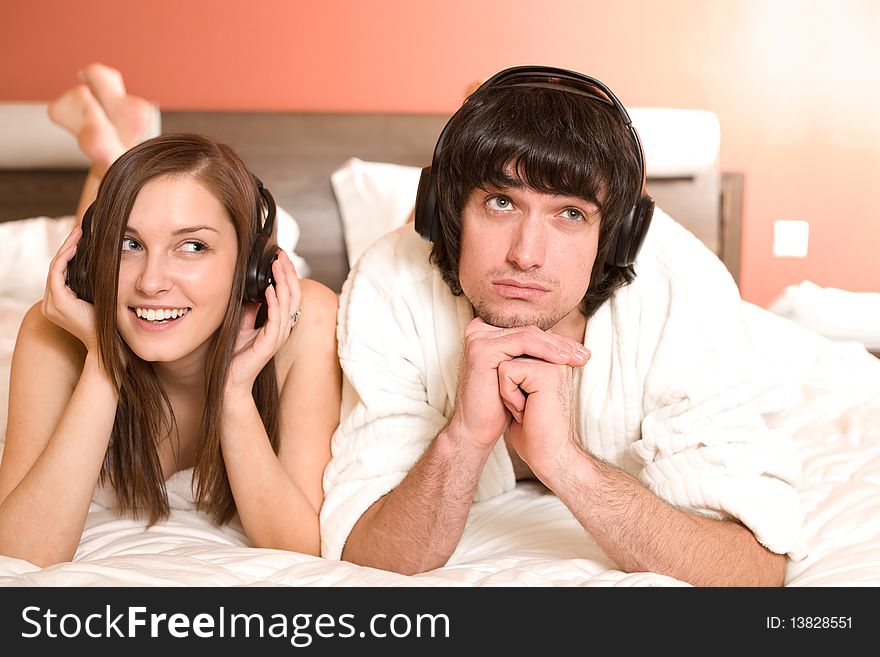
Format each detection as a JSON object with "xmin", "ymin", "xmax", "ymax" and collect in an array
[{"xmin": 80, "ymin": 62, "xmax": 153, "ymax": 148}]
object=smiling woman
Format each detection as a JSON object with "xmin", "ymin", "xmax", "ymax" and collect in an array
[{"xmin": 0, "ymin": 133, "xmax": 342, "ymax": 567}]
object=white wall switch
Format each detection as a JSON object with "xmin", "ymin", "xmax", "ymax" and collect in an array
[{"xmin": 773, "ymin": 220, "xmax": 810, "ymax": 258}]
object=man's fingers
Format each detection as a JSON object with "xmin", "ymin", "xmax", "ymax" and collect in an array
[
  {"xmin": 498, "ymin": 360, "xmax": 528, "ymax": 420},
  {"xmin": 464, "ymin": 318, "xmax": 589, "ymax": 366},
  {"xmin": 467, "ymin": 330, "xmax": 589, "ymax": 367},
  {"xmin": 502, "ymin": 399, "xmax": 523, "ymax": 425}
]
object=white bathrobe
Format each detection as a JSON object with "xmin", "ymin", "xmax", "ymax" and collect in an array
[{"xmin": 321, "ymin": 209, "xmax": 808, "ymax": 562}]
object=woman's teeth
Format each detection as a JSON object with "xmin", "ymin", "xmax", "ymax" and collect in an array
[{"xmin": 135, "ymin": 307, "xmax": 190, "ymax": 322}]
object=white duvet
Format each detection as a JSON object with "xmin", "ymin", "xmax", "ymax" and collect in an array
[{"xmin": 1, "ymin": 292, "xmax": 879, "ymax": 587}]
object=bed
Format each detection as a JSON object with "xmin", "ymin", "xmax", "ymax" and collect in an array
[{"xmin": 1, "ymin": 105, "xmax": 879, "ymax": 589}]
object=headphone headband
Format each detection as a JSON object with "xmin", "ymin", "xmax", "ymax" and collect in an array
[
  {"xmin": 255, "ymin": 178, "xmax": 277, "ymax": 238},
  {"xmin": 478, "ymin": 65, "xmax": 632, "ymax": 121}
]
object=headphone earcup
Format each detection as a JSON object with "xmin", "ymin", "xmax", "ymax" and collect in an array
[
  {"xmin": 243, "ymin": 181, "xmax": 281, "ymax": 304},
  {"xmin": 605, "ymin": 195, "xmax": 655, "ymax": 269},
  {"xmin": 414, "ymin": 166, "xmax": 441, "ymax": 243},
  {"xmin": 66, "ymin": 204, "xmax": 94, "ymax": 303},
  {"xmin": 244, "ymin": 233, "xmax": 280, "ymax": 304}
]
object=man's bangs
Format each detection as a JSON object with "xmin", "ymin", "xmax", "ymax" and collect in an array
[{"xmin": 462, "ymin": 131, "xmax": 607, "ymax": 204}]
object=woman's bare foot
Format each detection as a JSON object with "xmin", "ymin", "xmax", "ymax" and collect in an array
[
  {"xmin": 79, "ymin": 63, "xmax": 152, "ymax": 149},
  {"xmin": 48, "ymin": 63, "xmax": 153, "ymax": 175},
  {"xmin": 48, "ymin": 83, "xmax": 125, "ymax": 174}
]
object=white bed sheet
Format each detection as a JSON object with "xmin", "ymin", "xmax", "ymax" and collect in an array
[{"xmin": 1, "ymin": 295, "xmax": 879, "ymax": 587}]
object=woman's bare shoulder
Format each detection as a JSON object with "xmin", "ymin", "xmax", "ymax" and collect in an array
[
  {"xmin": 274, "ymin": 278, "xmax": 339, "ymax": 379},
  {"xmin": 14, "ymin": 301, "xmax": 86, "ymax": 372},
  {"xmin": 296, "ymin": 279, "xmax": 339, "ymax": 352},
  {"xmin": 299, "ymin": 278, "xmax": 339, "ymax": 324}
]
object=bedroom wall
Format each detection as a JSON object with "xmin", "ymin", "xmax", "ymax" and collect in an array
[{"xmin": 3, "ymin": 0, "xmax": 878, "ymax": 308}]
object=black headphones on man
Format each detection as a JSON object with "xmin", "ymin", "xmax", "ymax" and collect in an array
[
  {"xmin": 66, "ymin": 178, "xmax": 280, "ymax": 305},
  {"xmin": 413, "ymin": 65, "xmax": 655, "ymax": 269}
]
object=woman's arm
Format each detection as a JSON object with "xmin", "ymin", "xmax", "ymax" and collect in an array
[
  {"xmin": 0, "ymin": 227, "xmax": 120, "ymax": 566},
  {"xmin": 220, "ymin": 259, "xmax": 340, "ymax": 555},
  {"xmin": 0, "ymin": 305, "xmax": 118, "ymax": 566}
]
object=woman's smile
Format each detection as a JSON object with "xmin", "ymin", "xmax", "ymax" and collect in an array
[{"xmin": 129, "ymin": 305, "xmax": 192, "ymax": 332}]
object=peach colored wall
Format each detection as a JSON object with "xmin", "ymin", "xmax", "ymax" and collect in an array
[{"xmin": 4, "ymin": 0, "xmax": 879, "ymax": 307}]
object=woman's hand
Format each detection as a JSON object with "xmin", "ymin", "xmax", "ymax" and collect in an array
[
  {"xmin": 41, "ymin": 225, "xmax": 98, "ymax": 351},
  {"xmin": 226, "ymin": 250, "xmax": 302, "ymax": 399}
]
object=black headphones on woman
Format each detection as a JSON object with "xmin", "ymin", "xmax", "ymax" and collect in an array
[
  {"xmin": 413, "ymin": 65, "xmax": 655, "ymax": 269},
  {"xmin": 66, "ymin": 178, "xmax": 280, "ymax": 304}
]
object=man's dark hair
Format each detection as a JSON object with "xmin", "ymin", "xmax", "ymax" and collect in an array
[{"xmin": 429, "ymin": 84, "xmax": 642, "ymax": 319}]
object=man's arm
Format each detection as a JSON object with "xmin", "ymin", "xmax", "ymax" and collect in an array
[
  {"xmin": 552, "ymin": 444, "xmax": 786, "ymax": 586},
  {"xmin": 499, "ymin": 356, "xmax": 788, "ymax": 586},
  {"xmin": 341, "ymin": 421, "xmax": 492, "ymax": 574}
]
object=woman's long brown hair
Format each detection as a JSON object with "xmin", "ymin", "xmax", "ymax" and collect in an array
[{"xmin": 84, "ymin": 133, "xmax": 279, "ymax": 524}]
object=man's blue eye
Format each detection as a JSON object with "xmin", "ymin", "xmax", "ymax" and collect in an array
[{"xmin": 487, "ymin": 196, "xmax": 512, "ymax": 210}]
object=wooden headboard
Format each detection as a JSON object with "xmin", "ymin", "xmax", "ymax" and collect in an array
[{"xmin": 0, "ymin": 110, "xmax": 741, "ymax": 292}]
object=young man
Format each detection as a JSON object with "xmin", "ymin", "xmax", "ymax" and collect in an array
[{"xmin": 321, "ymin": 66, "xmax": 806, "ymax": 586}]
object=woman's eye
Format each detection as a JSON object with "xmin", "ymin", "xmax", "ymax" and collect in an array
[
  {"xmin": 180, "ymin": 240, "xmax": 208, "ymax": 253},
  {"xmin": 121, "ymin": 237, "xmax": 141, "ymax": 252},
  {"xmin": 486, "ymin": 196, "xmax": 513, "ymax": 211}
]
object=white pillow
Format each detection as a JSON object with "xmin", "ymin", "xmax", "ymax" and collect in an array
[
  {"xmin": 275, "ymin": 205, "xmax": 310, "ymax": 278},
  {"xmin": 0, "ymin": 210, "xmax": 307, "ymax": 306},
  {"xmin": 331, "ymin": 157, "xmax": 421, "ymax": 267},
  {"xmin": 768, "ymin": 280, "xmax": 880, "ymax": 350},
  {"xmin": 629, "ymin": 108, "xmax": 720, "ymax": 177},
  {"xmin": 0, "ymin": 215, "xmax": 76, "ymax": 305}
]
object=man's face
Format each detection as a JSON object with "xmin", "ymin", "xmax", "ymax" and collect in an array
[{"xmin": 457, "ymin": 183, "xmax": 601, "ymax": 336}]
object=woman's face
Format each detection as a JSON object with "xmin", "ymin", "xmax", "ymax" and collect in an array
[{"xmin": 115, "ymin": 174, "xmax": 238, "ymax": 369}]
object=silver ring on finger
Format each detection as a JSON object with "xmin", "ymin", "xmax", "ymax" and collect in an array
[{"xmin": 289, "ymin": 308, "xmax": 302, "ymax": 330}]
